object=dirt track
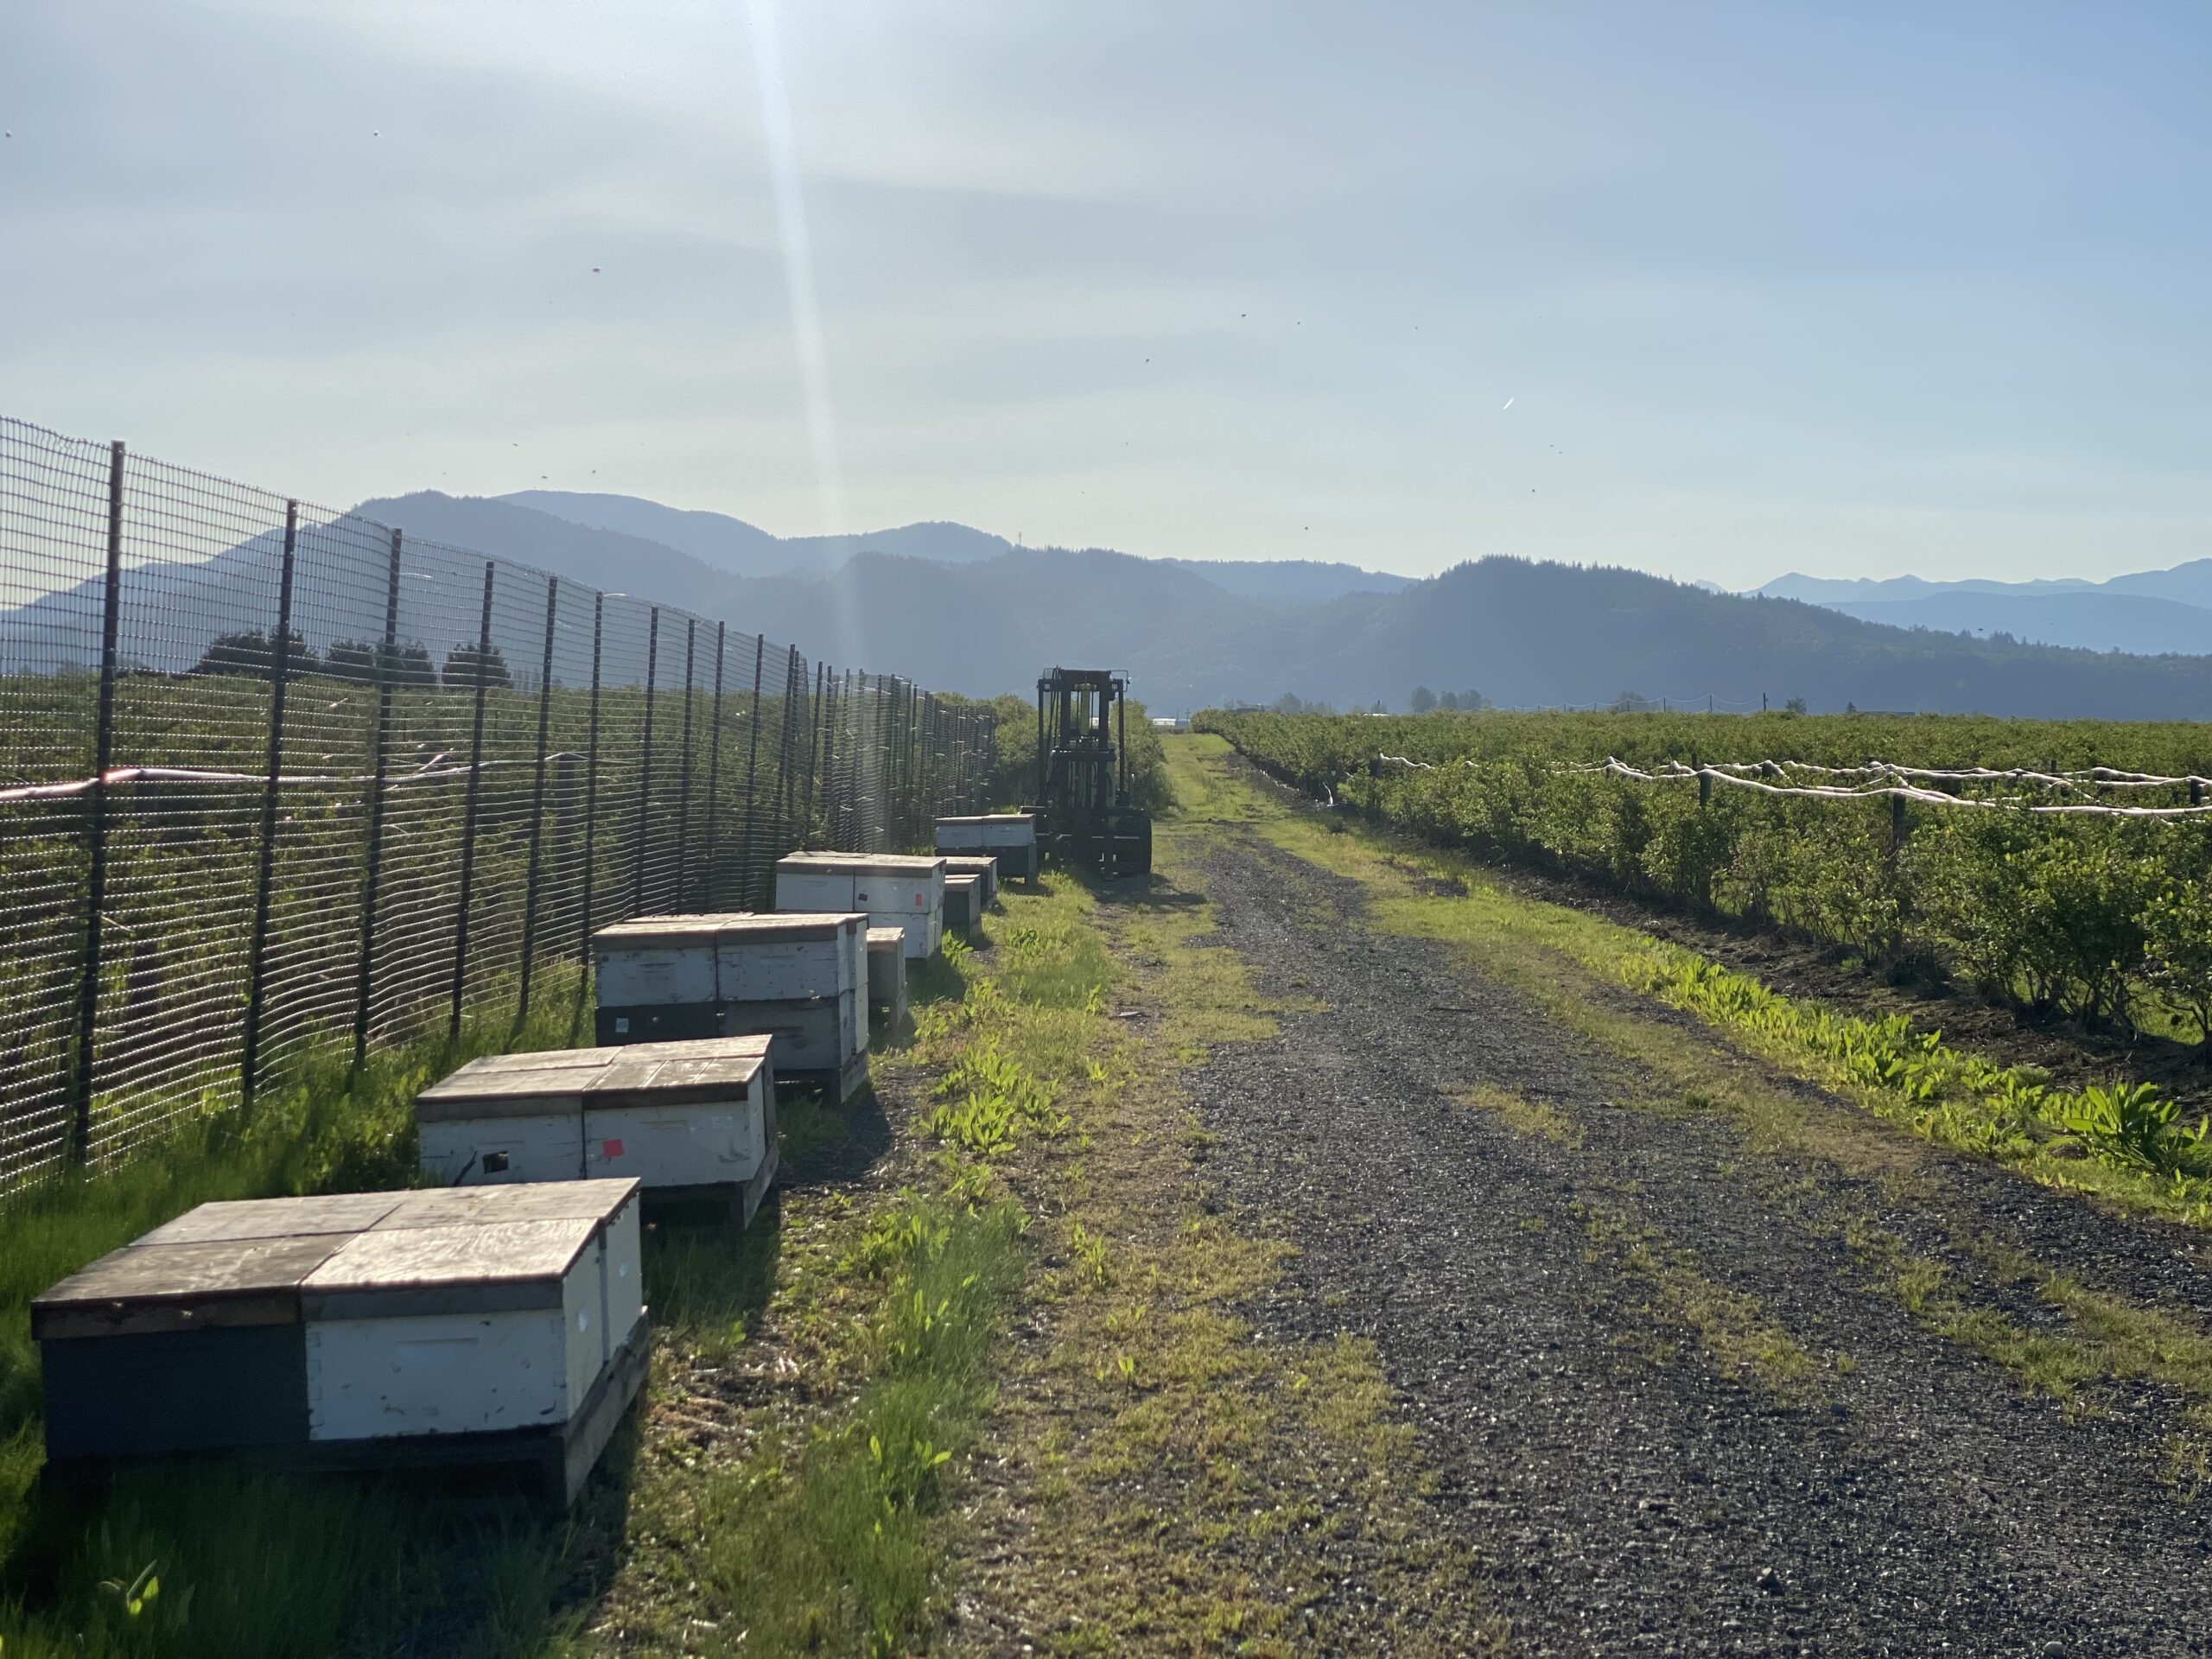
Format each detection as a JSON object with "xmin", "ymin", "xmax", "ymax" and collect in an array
[{"xmin": 1154, "ymin": 815, "xmax": 2212, "ymax": 1657}]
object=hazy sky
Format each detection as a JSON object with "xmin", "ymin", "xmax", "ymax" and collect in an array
[{"xmin": 3, "ymin": 3, "xmax": 2208, "ymax": 589}]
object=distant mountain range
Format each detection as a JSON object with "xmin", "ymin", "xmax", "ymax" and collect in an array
[
  {"xmin": 1754, "ymin": 564, "xmax": 2212, "ymax": 656},
  {"xmin": 8, "ymin": 482, "xmax": 2212, "ymax": 719}
]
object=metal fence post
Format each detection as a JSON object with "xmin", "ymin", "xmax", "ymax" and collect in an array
[
  {"xmin": 68, "ymin": 440, "xmax": 128, "ymax": 1165},
  {"xmin": 778, "ymin": 646, "xmax": 802, "ymax": 864},
  {"xmin": 517, "ymin": 576, "xmax": 560, "ymax": 1020},
  {"xmin": 674, "ymin": 618, "xmax": 696, "ymax": 907},
  {"xmin": 804, "ymin": 659, "xmax": 825, "ymax": 841},
  {"xmin": 351, "ymin": 527, "xmax": 404, "ymax": 1068},
  {"xmin": 817, "ymin": 664, "xmax": 839, "ymax": 848},
  {"xmin": 737, "ymin": 632, "xmax": 766, "ymax": 901},
  {"xmin": 239, "ymin": 499, "xmax": 302, "ymax": 1113},
  {"xmin": 632, "ymin": 607, "xmax": 660, "ymax": 914},
  {"xmin": 578, "ymin": 592, "xmax": 605, "ymax": 963},
  {"xmin": 448, "ymin": 560, "xmax": 497, "ymax": 1040},
  {"xmin": 841, "ymin": 669, "xmax": 859, "ymax": 849},
  {"xmin": 702, "ymin": 622, "xmax": 727, "ymax": 910}
]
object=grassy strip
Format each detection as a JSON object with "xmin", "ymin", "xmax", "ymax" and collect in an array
[
  {"xmin": 555, "ymin": 906, "xmax": 1117, "ymax": 1654},
  {"xmin": 931, "ymin": 797, "xmax": 1500, "ymax": 1654},
  {"xmin": 0, "ymin": 969, "xmax": 596, "ymax": 1657},
  {"xmin": 1190, "ymin": 733, "xmax": 2212, "ymax": 1225}
]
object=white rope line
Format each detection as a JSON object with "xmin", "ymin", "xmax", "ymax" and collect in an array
[
  {"xmin": 1580, "ymin": 758, "xmax": 2212, "ymax": 818},
  {"xmin": 0, "ymin": 753, "xmax": 585, "ymax": 807}
]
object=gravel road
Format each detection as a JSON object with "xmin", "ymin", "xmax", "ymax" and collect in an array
[{"xmin": 1154, "ymin": 819, "xmax": 2212, "ymax": 1657}]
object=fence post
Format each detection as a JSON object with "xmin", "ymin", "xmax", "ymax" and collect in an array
[
  {"xmin": 674, "ymin": 618, "xmax": 696, "ymax": 907},
  {"xmin": 906, "ymin": 683, "xmax": 921, "ymax": 840},
  {"xmin": 804, "ymin": 659, "xmax": 825, "ymax": 841},
  {"xmin": 517, "ymin": 577, "xmax": 560, "ymax": 1020},
  {"xmin": 239, "ymin": 499, "xmax": 302, "ymax": 1113},
  {"xmin": 577, "ymin": 592, "xmax": 605, "ymax": 963},
  {"xmin": 842, "ymin": 670, "xmax": 860, "ymax": 849},
  {"xmin": 632, "ymin": 607, "xmax": 661, "ymax": 914},
  {"xmin": 702, "ymin": 622, "xmax": 727, "ymax": 910},
  {"xmin": 776, "ymin": 647, "xmax": 800, "ymax": 861},
  {"xmin": 68, "ymin": 440, "xmax": 128, "ymax": 1165},
  {"xmin": 1890, "ymin": 791, "xmax": 1907, "ymax": 852},
  {"xmin": 351, "ymin": 527, "xmax": 404, "ymax": 1068},
  {"xmin": 924, "ymin": 695, "xmax": 936, "ymax": 820},
  {"xmin": 736, "ymin": 632, "xmax": 766, "ymax": 899},
  {"xmin": 817, "ymin": 665, "xmax": 840, "ymax": 849},
  {"xmin": 448, "ymin": 560, "xmax": 497, "ymax": 1041}
]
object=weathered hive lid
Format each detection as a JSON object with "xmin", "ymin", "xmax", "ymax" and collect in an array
[
  {"xmin": 938, "ymin": 855, "xmax": 999, "ymax": 874},
  {"xmin": 594, "ymin": 911, "xmax": 861, "ymax": 950},
  {"xmin": 136, "ymin": 1192, "xmax": 406, "ymax": 1247},
  {"xmin": 302, "ymin": 1217, "xmax": 603, "ymax": 1319},
  {"xmin": 936, "ymin": 813, "xmax": 1035, "ymax": 827},
  {"xmin": 590, "ymin": 914, "xmax": 738, "ymax": 950},
  {"xmin": 776, "ymin": 851, "xmax": 946, "ymax": 875},
  {"xmin": 944, "ymin": 873, "xmax": 980, "ymax": 891},
  {"xmin": 708, "ymin": 911, "xmax": 864, "ymax": 940},
  {"xmin": 33, "ymin": 1235, "xmax": 349, "ymax": 1338},
  {"xmin": 415, "ymin": 1049, "xmax": 620, "ymax": 1122},
  {"xmin": 865, "ymin": 927, "xmax": 906, "ymax": 950},
  {"xmin": 599, "ymin": 1034, "xmax": 773, "ymax": 1065},
  {"xmin": 371, "ymin": 1179, "xmax": 640, "ymax": 1231},
  {"xmin": 590, "ymin": 1042, "xmax": 766, "ymax": 1109}
]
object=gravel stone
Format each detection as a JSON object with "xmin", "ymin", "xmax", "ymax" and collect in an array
[{"xmin": 1151, "ymin": 823, "xmax": 2212, "ymax": 1657}]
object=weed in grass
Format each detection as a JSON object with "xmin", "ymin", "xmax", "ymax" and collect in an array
[
  {"xmin": 1581, "ymin": 1202, "xmax": 1826, "ymax": 1402},
  {"xmin": 1451, "ymin": 1081, "xmax": 1586, "ymax": 1149}
]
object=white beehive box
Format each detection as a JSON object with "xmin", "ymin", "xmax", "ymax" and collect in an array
[
  {"xmin": 934, "ymin": 814, "xmax": 1039, "ymax": 880},
  {"xmin": 775, "ymin": 854, "xmax": 945, "ymax": 960},
  {"xmin": 938, "ymin": 855, "xmax": 1000, "ymax": 910},
  {"xmin": 591, "ymin": 913, "xmax": 869, "ymax": 1096},
  {"xmin": 866, "ymin": 926, "xmax": 908, "ymax": 1028},
  {"xmin": 944, "ymin": 872, "xmax": 983, "ymax": 939},
  {"xmin": 417, "ymin": 1037, "xmax": 779, "ymax": 1223},
  {"xmin": 32, "ymin": 1180, "xmax": 646, "ymax": 1508}
]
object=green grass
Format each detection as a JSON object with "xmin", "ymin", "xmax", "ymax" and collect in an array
[{"xmin": 0, "ymin": 969, "xmax": 594, "ymax": 1657}]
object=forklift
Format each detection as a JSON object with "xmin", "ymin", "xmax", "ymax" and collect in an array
[{"xmin": 1028, "ymin": 667, "xmax": 1152, "ymax": 877}]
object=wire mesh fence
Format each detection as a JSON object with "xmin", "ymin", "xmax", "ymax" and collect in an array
[{"xmin": 0, "ymin": 416, "xmax": 997, "ymax": 1200}]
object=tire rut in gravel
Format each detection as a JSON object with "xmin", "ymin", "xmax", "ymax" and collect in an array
[{"xmin": 1152, "ymin": 823, "xmax": 2212, "ymax": 1658}]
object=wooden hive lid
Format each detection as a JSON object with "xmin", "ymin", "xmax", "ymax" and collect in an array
[
  {"xmin": 33, "ymin": 1235, "xmax": 349, "ymax": 1339},
  {"xmin": 938, "ymin": 855, "xmax": 999, "ymax": 873},
  {"xmin": 415, "ymin": 1049, "xmax": 620, "ymax": 1122},
  {"xmin": 776, "ymin": 851, "xmax": 946, "ymax": 875},
  {"xmin": 707, "ymin": 911, "xmax": 864, "ymax": 941},
  {"xmin": 935, "ymin": 812, "xmax": 1035, "ymax": 827},
  {"xmin": 865, "ymin": 927, "xmax": 906, "ymax": 950},
  {"xmin": 302, "ymin": 1217, "xmax": 603, "ymax": 1319},
  {"xmin": 944, "ymin": 872, "xmax": 980, "ymax": 890},
  {"xmin": 136, "ymin": 1192, "xmax": 406, "ymax": 1248},
  {"xmin": 370, "ymin": 1179, "xmax": 640, "ymax": 1233},
  {"xmin": 589, "ymin": 1042, "xmax": 766, "ymax": 1109},
  {"xmin": 590, "ymin": 913, "xmax": 739, "ymax": 950}
]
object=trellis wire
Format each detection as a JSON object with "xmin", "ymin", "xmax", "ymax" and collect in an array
[{"xmin": 0, "ymin": 416, "xmax": 997, "ymax": 1201}]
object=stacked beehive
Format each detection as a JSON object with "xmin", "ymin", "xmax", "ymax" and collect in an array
[
  {"xmin": 591, "ymin": 912, "xmax": 871, "ymax": 1103},
  {"xmin": 774, "ymin": 852, "xmax": 948, "ymax": 960},
  {"xmin": 933, "ymin": 812, "xmax": 1039, "ymax": 880},
  {"xmin": 417, "ymin": 1036, "xmax": 780, "ymax": 1224}
]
